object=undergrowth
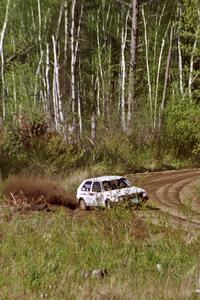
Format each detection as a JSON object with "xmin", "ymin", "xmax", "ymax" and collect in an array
[{"xmin": 0, "ymin": 202, "xmax": 200, "ymax": 299}]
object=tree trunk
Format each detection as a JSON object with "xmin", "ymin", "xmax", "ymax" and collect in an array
[
  {"xmin": 142, "ymin": 7, "xmax": 152, "ymax": 121},
  {"xmin": 120, "ymin": 8, "xmax": 129, "ymax": 132},
  {"xmin": 177, "ymin": 6, "xmax": 184, "ymax": 96},
  {"xmin": 0, "ymin": 0, "xmax": 10, "ymax": 122},
  {"xmin": 154, "ymin": 22, "xmax": 170, "ymax": 129},
  {"xmin": 70, "ymin": 0, "xmax": 83, "ymax": 136},
  {"xmin": 158, "ymin": 25, "xmax": 173, "ymax": 129},
  {"xmin": 127, "ymin": 0, "xmax": 138, "ymax": 128}
]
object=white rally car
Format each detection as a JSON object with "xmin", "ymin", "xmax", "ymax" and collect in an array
[{"xmin": 76, "ymin": 175, "xmax": 148, "ymax": 210}]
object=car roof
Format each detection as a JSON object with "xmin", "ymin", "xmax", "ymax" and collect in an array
[{"xmin": 83, "ymin": 176, "xmax": 124, "ymax": 182}]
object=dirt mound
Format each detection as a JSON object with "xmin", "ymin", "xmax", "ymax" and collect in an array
[{"xmin": 4, "ymin": 176, "xmax": 77, "ymax": 212}]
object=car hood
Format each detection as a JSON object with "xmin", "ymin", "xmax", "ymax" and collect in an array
[{"xmin": 104, "ymin": 186, "xmax": 145, "ymax": 198}]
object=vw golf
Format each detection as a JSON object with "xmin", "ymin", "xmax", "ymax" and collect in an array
[{"xmin": 76, "ymin": 175, "xmax": 148, "ymax": 210}]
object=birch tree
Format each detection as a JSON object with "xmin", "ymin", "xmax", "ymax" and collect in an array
[
  {"xmin": 0, "ymin": 0, "xmax": 10, "ymax": 122},
  {"xmin": 127, "ymin": 0, "xmax": 138, "ymax": 128},
  {"xmin": 120, "ymin": 7, "xmax": 130, "ymax": 132},
  {"xmin": 70, "ymin": 0, "xmax": 83, "ymax": 136}
]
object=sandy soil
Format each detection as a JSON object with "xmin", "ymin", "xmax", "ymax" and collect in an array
[{"xmin": 128, "ymin": 168, "xmax": 200, "ymax": 231}]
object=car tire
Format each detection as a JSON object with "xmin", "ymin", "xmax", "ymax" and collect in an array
[
  {"xmin": 105, "ymin": 199, "xmax": 113, "ymax": 209},
  {"xmin": 79, "ymin": 199, "xmax": 88, "ymax": 211}
]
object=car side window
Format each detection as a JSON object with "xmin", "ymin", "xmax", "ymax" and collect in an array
[
  {"xmin": 81, "ymin": 181, "xmax": 92, "ymax": 192},
  {"xmin": 92, "ymin": 181, "xmax": 102, "ymax": 193}
]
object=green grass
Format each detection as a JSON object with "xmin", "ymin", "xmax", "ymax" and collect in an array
[{"xmin": 1, "ymin": 202, "xmax": 200, "ymax": 300}]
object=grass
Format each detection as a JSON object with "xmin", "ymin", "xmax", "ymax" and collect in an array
[{"xmin": 1, "ymin": 201, "xmax": 200, "ymax": 300}]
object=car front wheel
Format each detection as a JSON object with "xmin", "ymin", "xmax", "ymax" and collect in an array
[
  {"xmin": 105, "ymin": 199, "xmax": 113, "ymax": 209},
  {"xmin": 79, "ymin": 199, "xmax": 88, "ymax": 210}
]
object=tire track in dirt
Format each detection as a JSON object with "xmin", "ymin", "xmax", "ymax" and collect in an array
[{"xmin": 136, "ymin": 169, "xmax": 200, "ymax": 230}]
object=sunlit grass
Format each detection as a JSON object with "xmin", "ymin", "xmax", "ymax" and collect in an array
[{"xmin": 0, "ymin": 200, "xmax": 200, "ymax": 299}]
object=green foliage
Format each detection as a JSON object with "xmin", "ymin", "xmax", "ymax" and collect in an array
[
  {"xmin": 0, "ymin": 119, "xmax": 86, "ymax": 175},
  {"xmin": 163, "ymin": 100, "xmax": 200, "ymax": 157}
]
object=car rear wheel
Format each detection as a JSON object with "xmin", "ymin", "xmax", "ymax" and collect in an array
[{"xmin": 79, "ymin": 199, "xmax": 88, "ymax": 210}]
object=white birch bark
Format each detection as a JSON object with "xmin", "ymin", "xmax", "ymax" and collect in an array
[
  {"xmin": 177, "ymin": 33, "xmax": 184, "ymax": 96},
  {"xmin": 154, "ymin": 22, "xmax": 170, "ymax": 129},
  {"xmin": 120, "ymin": 9, "xmax": 129, "ymax": 131},
  {"xmin": 71, "ymin": 0, "xmax": 76, "ymax": 132},
  {"xmin": 52, "ymin": 35, "xmax": 64, "ymax": 128},
  {"xmin": 152, "ymin": 4, "xmax": 166, "ymax": 101},
  {"xmin": 142, "ymin": 7, "xmax": 152, "ymax": 117},
  {"xmin": 52, "ymin": 71, "xmax": 59, "ymax": 130},
  {"xmin": 64, "ymin": 0, "xmax": 68, "ymax": 61},
  {"xmin": 74, "ymin": 4, "xmax": 83, "ymax": 64},
  {"xmin": 0, "ymin": 0, "xmax": 10, "ymax": 55},
  {"xmin": 158, "ymin": 25, "xmax": 173, "ymax": 129},
  {"xmin": 12, "ymin": 66, "xmax": 17, "ymax": 112},
  {"xmin": 91, "ymin": 113, "xmax": 96, "ymax": 142},
  {"xmin": 97, "ymin": 8, "xmax": 105, "ymax": 117},
  {"xmin": 70, "ymin": 0, "xmax": 83, "ymax": 134},
  {"xmin": 0, "ymin": 0, "xmax": 10, "ymax": 121},
  {"xmin": 31, "ymin": 6, "xmax": 36, "ymax": 32},
  {"xmin": 1, "ymin": 49, "xmax": 5, "ymax": 120},
  {"xmin": 45, "ymin": 43, "xmax": 50, "ymax": 110},
  {"xmin": 77, "ymin": 82, "xmax": 82, "ymax": 137},
  {"xmin": 34, "ymin": 51, "xmax": 44, "ymax": 103},
  {"xmin": 177, "ymin": 6, "xmax": 184, "ymax": 96},
  {"xmin": 127, "ymin": 0, "xmax": 138, "ymax": 127},
  {"xmin": 188, "ymin": 25, "xmax": 199, "ymax": 101},
  {"xmin": 95, "ymin": 75, "xmax": 100, "ymax": 116},
  {"xmin": 37, "ymin": 0, "xmax": 42, "ymax": 53}
]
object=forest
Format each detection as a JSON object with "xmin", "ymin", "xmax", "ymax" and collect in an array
[{"xmin": 0, "ymin": 0, "xmax": 200, "ymax": 176}]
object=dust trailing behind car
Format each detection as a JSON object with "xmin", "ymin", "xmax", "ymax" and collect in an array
[{"xmin": 3, "ymin": 176, "xmax": 77, "ymax": 212}]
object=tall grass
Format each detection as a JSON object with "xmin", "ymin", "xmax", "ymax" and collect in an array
[{"xmin": 0, "ymin": 203, "xmax": 200, "ymax": 299}]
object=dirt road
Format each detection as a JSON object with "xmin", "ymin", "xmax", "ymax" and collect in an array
[{"xmin": 128, "ymin": 169, "xmax": 200, "ymax": 230}]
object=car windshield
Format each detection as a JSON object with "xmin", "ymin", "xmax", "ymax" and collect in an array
[{"xmin": 102, "ymin": 178, "xmax": 130, "ymax": 191}]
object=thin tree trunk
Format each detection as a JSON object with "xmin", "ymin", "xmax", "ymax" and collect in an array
[
  {"xmin": 177, "ymin": 6, "xmax": 184, "ymax": 96},
  {"xmin": 97, "ymin": 8, "xmax": 105, "ymax": 118},
  {"xmin": 52, "ymin": 35, "xmax": 64, "ymax": 128},
  {"xmin": 142, "ymin": 7, "xmax": 152, "ymax": 118},
  {"xmin": 37, "ymin": 0, "xmax": 42, "ymax": 54},
  {"xmin": 127, "ymin": 0, "xmax": 138, "ymax": 128},
  {"xmin": 56, "ymin": 1, "xmax": 64, "ymax": 41},
  {"xmin": 159, "ymin": 25, "xmax": 173, "ymax": 129},
  {"xmin": 34, "ymin": 51, "xmax": 44, "ymax": 103},
  {"xmin": 154, "ymin": 22, "xmax": 170, "ymax": 129},
  {"xmin": 64, "ymin": 0, "xmax": 68, "ymax": 61},
  {"xmin": 77, "ymin": 81, "xmax": 82, "ymax": 137},
  {"xmin": 188, "ymin": 25, "xmax": 199, "ymax": 101},
  {"xmin": 0, "ymin": 0, "xmax": 10, "ymax": 54},
  {"xmin": 152, "ymin": 4, "xmax": 166, "ymax": 101},
  {"xmin": 1, "ymin": 50, "xmax": 5, "ymax": 120},
  {"xmin": 91, "ymin": 112, "xmax": 96, "ymax": 143},
  {"xmin": 12, "ymin": 66, "xmax": 17, "ymax": 113},
  {"xmin": 95, "ymin": 75, "xmax": 100, "ymax": 116},
  {"xmin": 71, "ymin": 0, "xmax": 76, "ymax": 134},
  {"xmin": 0, "ymin": 0, "xmax": 10, "ymax": 122},
  {"xmin": 45, "ymin": 43, "xmax": 50, "ymax": 111},
  {"xmin": 71, "ymin": 0, "xmax": 83, "ymax": 135},
  {"xmin": 120, "ymin": 9, "xmax": 129, "ymax": 131}
]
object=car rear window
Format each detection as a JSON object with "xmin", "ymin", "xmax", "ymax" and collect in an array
[{"xmin": 81, "ymin": 181, "xmax": 92, "ymax": 191}]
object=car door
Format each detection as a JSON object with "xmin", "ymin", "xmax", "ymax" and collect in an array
[
  {"xmin": 91, "ymin": 181, "xmax": 103, "ymax": 206},
  {"xmin": 80, "ymin": 180, "xmax": 93, "ymax": 205}
]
